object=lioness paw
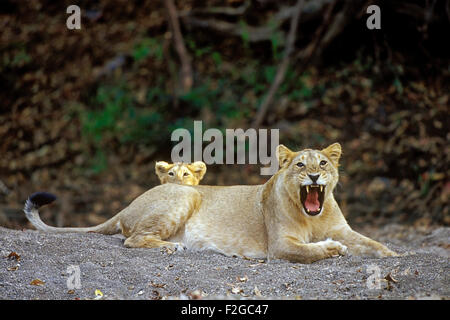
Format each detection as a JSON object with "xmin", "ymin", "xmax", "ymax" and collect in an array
[
  {"xmin": 320, "ymin": 238, "xmax": 348, "ymax": 257},
  {"xmin": 379, "ymin": 248, "xmax": 399, "ymax": 257}
]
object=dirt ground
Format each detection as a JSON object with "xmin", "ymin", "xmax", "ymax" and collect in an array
[{"xmin": 0, "ymin": 223, "xmax": 448, "ymax": 300}]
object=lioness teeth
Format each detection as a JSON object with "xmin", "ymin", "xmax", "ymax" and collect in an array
[
  {"xmin": 306, "ymin": 185, "xmax": 310, "ymax": 193},
  {"xmin": 320, "ymin": 185, "xmax": 323, "ymax": 192}
]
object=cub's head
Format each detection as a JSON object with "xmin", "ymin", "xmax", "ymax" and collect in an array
[
  {"xmin": 276, "ymin": 143, "xmax": 342, "ymax": 217},
  {"xmin": 155, "ymin": 161, "xmax": 207, "ymax": 186}
]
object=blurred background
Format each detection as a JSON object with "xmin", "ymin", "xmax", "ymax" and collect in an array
[{"xmin": 0, "ymin": 0, "xmax": 448, "ymax": 231}]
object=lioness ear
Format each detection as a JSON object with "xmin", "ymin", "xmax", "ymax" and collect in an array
[
  {"xmin": 321, "ymin": 143, "xmax": 342, "ymax": 165},
  {"xmin": 188, "ymin": 161, "xmax": 207, "ymax": 181},
  {"xmin": 276, "ymin": 145, "xmax": 294, "ymax": 168},
  {"xmin": 155, "ymin": 161, "xmax": 170, "ymax": 178}
]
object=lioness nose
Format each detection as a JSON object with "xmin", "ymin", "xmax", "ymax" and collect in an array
[{"xmin": 308, "ymin": 174, "xmax": 319, "ymax": 183}]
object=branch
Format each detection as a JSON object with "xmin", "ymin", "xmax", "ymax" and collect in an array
[
  {"xmin": 179, "ymin": 0, "xmax": 250, "ymax": 17},
  {"xmin": 163, "ymin": 0, "xmax": 193, "ymax": 93},
  {"xmin": 251, "ymin": 0, "xmax": 305, "ymax": 129},
  {"xmin": 296, "ymin": 0, "xmax": 336, "ymax": 62},
  {"xmin": 303, "ymin": 1, "xmax": 363, "ymax": 62},
  {"xmin": 181, "ymin": 16, "xmax": 284, "ymax": 43},
  {"xmin": 181, "ymin": 0, "xmax": 335, "ymax": 45}
]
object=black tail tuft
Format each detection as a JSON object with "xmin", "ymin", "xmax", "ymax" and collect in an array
[{"xmin": 29, "ymin": 192, "xmax": 57, "ymax": 207}]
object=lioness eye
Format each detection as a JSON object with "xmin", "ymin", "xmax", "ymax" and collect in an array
[
  {"xmin": 296, "ymin": 162, "xmax": 304, "ymax": 168},
  {"xmin": 168, "ymin": 172, "xmax": 174, "ymax": 176},
  {"xmin": 183, "ymin": 172, "xmax": 189, "ymax": 176},
  {"xmin": 320, "ymin": 160, "xmax": 327, "ymax": 166}
]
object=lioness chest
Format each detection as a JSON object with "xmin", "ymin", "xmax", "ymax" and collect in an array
[{"xmin": 169, "ymin": 185, "xmax": 268, "ymax": 258}]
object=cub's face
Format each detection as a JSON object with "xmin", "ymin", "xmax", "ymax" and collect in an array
[
  {"xmin": 155, "ymin": 161, "xmax": 207, "ymax": 186},
  {"xmin": 276, "ymin": 143, "xmax": 341, "ymax": 217}
]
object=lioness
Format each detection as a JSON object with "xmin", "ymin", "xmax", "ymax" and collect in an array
[
  {"xmin": 24, "ymin": 143, "xmax": 397, "ymax": 263},
  {"xmin": 155, "ymin": 161, "xmax": 206, "ymax": 185}
]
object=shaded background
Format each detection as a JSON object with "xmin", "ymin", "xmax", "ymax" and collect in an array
[{"xmin": 0, "ymin": 0, "xmax": 448, "ymax": 231}]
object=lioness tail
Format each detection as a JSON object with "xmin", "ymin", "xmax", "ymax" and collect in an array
[{"xmin": 24, "ymin": 192, "xmax": 120, "ymax": 234}]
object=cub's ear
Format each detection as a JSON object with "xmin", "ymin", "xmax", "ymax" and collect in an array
[
  {"xmin": 321, "ymin": 143, "xmax": 342, "ymax": 165},
  {"xmin": 188, "ymin": 161, "xmax": 207, "ymax": 181},
  {"xmin": 276, "ymin": 145, "xmax": 294, "ymax": 168},
  {"xmin": 155, "ymin": 161, "xmax": 171, "ymax": 178}
]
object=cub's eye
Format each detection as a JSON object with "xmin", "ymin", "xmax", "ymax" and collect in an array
[
  {"xmin": 183, "ymin": 172, "xmax": 189, "ymax": 177},
  {"xmin": 296, "ymin": 162, "xmax": 305, "ymax": 168},
  {"xmin": 168, "ymin": 172, "xmax": 174, "ymax": 176},
  {"xmin": 320, "ymin": 160, "xmax": 327, "ymax": 166}
]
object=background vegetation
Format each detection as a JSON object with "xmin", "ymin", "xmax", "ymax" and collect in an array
[{"xmin": 0, "ymin": 0, "xmax": 448, "ymax": 230}]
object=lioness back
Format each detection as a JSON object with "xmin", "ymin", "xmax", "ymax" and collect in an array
[{"xmin": 169, "ymin": 185, "xmax": 268, "ymax": 258}]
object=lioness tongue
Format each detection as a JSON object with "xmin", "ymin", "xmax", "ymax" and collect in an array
[{"xmin": 305, "ymin": 189, "xmax": 320, "ymax": 212}]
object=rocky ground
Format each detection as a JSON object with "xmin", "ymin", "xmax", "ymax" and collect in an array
[{"xmin": 0, "ymin": 224, "xmax": 448, "ymax": 300}]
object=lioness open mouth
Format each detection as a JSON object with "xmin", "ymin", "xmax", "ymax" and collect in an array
[{"xmin": 300, "ymin": 184, "xmax": 325, "ymax": 216}]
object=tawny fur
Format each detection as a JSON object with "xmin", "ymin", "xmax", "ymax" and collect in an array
[{"xmin": 24, "ymin": 143, "xmax": 397, "ymax": 263}]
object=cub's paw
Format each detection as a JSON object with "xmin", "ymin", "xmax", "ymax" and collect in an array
[{"xmin": 319, "ymin": 238, "xmax": 348, "ymax": 258}]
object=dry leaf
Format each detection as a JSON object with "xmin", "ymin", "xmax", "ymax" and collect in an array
[
  {"xmin": 188, "ymin": 289, "xmax": 204, "ymax": 300},
  {"xmin": 150, "ymin": 281, "xmax": 166, "ymax": 288},
  {"xmin": 152, "ymin": 290, "xmax": 162, "ymax": 300},
  {"xmin": 161, "ymin": 247, "xmax": 175, "ymax": 255},
  {"xmin": 237, "ymin": 275, "xmax": 248, "ymax": 282},
  {"xmin": 253, "ymin": 286, "xmax": 262, "ymax": 297},
  {"xmin": 384, "ymin": 272, "xmax": 398, "ymax": 283},
  {"xmin": 7, "ymin": 266, "xmax": 19, "ymax": 271},
  {"xmin": 230, "ymin": 286, "xmax": 243, "ymax": 294},
  {"xmin": 30, "ymin": 279, "xmax": 45, "ymax": 286},
  {"xmin": 7, "ymin": 252, "xmax": 21, "ymax": 261},
  {"xmin": 248, "ymin": 262, "xmax": 264, "ymax": 268},
  {"xmin": 94, "ymin": 289, "xmax": 104, "ymax": 299},
  {"xmin": 383, "ymin": 272, "xmax": 398, "ymax": 291}
]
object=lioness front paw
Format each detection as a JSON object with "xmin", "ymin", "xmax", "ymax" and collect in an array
[
  {"xmin": 379, "ymin": 248, "xmax": 399, "ymax": 257},
  {"xmin": 320, "ymin": 238, "xmax": 348, "ymax": 257}
]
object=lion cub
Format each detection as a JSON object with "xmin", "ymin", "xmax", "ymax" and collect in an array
[{"xmin": 155, "ymin": 161, "xmax": 206, "ymax": 186}]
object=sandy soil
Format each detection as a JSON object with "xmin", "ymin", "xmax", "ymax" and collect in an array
[{"xmin": 0, "ymin": 224, "xmax": 448, "ymax": 300}]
